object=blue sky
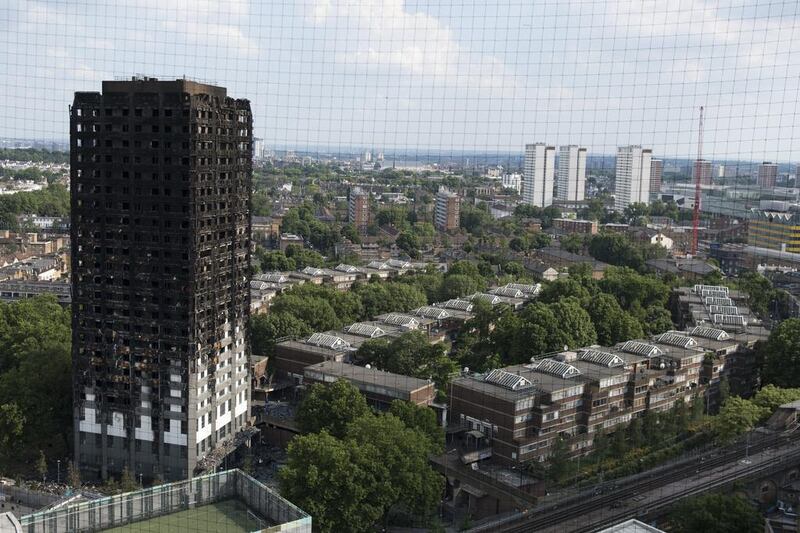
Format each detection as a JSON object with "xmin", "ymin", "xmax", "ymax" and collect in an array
[{"xmin": 2, "ymin": 0, "xmax": 800, "ymax": 161}]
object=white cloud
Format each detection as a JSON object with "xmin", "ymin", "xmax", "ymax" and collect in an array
[{"xmin": 309, "ymin": 0, "xmax": 519, "ymax": 94}]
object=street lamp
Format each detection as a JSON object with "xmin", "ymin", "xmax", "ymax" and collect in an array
[{"xmin": 57, "ymin": 460, "xmax": 61, "ymax": 484}]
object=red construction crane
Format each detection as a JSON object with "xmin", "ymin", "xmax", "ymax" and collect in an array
[{"xmin": 691, "ymin": 106, "xmax": 704, "ymax": 256}]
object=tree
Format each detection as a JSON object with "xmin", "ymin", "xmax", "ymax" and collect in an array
[
  {"xmin": 0, "ymin": 403, "xmax": 24, "ymax": 454},
  {"xmin": 356, "ymin": 332, "xmax": 456, "ymax": 391},
  {"xmin": 712, "ymin": 397, "xmax": 769, "ymax": 443},
  {"xmin": 668, "ymin": 493, "xmax": 762, "ymax": 533},
  {"xmin": 438, "ymin": 274, "xmax": 482, "ymax": 300},
  {"xmin": 396, "ymin": 232, "xmax": 421, "ymax": 258},
  {"xmin": 269, "ymin": 293, "xmax": 340, "ymax": 331},
  {"xmin": 550, "ymin": 298, "xmax": 597, "ymax": 348},
  {"xmin": 295, "ymin": 380, "xmax": 371, "ymax": 438},
  {"xmin": 546, "ymin": 436, "xmax": 571, "ymax": 483},
  {"xmin": 598, "ymin": 266, "xmax": 669, "ymax": 313},
  {"xmin": 119, "ymin": 466, "xmax": 139, "ymax": 492},
  {"xmin": 586, "ymin": 293, "xmax": 644, "ymax": 345},
  {"xmin": 737, "ymin": 270, "xmax": 773, "ymax": 317},
  {"xmin": 256, "ymin": 249, "xmax": 295, "ymax": 271},
  {"xmin": 353, "ymin": 282, "xmax": 426, "ymax": 319},
  {"xmin": 538, "ymin": 277, "xmax": 593, "ymax": 306},
  {"xmin": 561, "ymin": 233, "xmax": 585, "ymax": 254},
  {"xmin": 284, "ymin": 244, "xmax": 326, "ymax": 269},
  {"xmin": 36, "ymin": 450, "xmax": 47, "ymax": 482},
  {"xmin": 67, "ymin": 461, "xmax": 81, "ymax": 489},
  {"xmin": 760, "ymin": 318, "xmax": 800, "ymax": 388},
  {"xmin": 347, "ymin": 414, "xmax": 443, "ymax": 519},
  {"xmin": 250, "ymin": 312, "xmax": 311, "ymax": 355},
  {"xmin": 751, "ymin": 384, "xmax": 800, "ymax": 414},
  {"xmin": 389, "ymin": 400, "xmax": 445, "ymax": 453},
  {"xmin": 280, "ymin": 431, "xmax": 386, "ymax": 533},
  {"xmin": 642, "ymin": 305, "xmax": 674, "ymax": 335}
]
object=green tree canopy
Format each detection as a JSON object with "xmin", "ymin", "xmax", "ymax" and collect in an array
[
  {"xmin": 346, "ymin": 414, "xmax": 443, "ymax": 518},
  {"xmin": 712, "ymin": 396, "xmax": 769, "ymax": 443},
  {"xmin": 250, "ymin": 312, "xmax": 311, "ymax": 356},
  {"xmin": 388, "ymin": 400, "xmax": 445, "ymax": 453},
  {"xmin": 586, "ymin": 293, "xmax": 644, "ymax": 345},
  {"xmin": 295, "ymin": 380, "xmax": 371, "ymax": 438},
  {"xmin": 751, "ymin": 384, "xmax": 800, "ymax": 414},
  {"xmin": 355, "ymin": 332, "xmax": 456, "ymax": 391},
  {"xmin": 760, "ymin": 318, "xmax": 800, "ymax": 388},
  {"xmin": 279, "ymin": 431, "xmax": 386, "ymax": 533},
  {"xmin": 668, "ymin": 493, "xmax": 762, "ymax": 533}
]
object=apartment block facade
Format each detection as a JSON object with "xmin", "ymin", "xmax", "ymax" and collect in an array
[
  {"xmin": 615, "ymin": 146, "xmax": 652, "ymax": 210},
  {"xmin": 556, "ymin": 145, "xmax": 587, "ymax": 202},
  {"xmin": 523, "ymin": 143, "xmax": 556, "ymax": 207}
]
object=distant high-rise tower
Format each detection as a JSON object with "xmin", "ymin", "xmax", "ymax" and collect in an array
[
  {"xmin": 435, "ymin": 188, "xmax": 461, "ymax": 231},
  {"xmin": 523, "ymin": 143, "xmax": 556, "ymax": 207},
  {"xmin": 556, "ymin": 145, "xmax": 587, "ymax": 202},
  {"xmin": 71, "ymin": 78, "xmax": 252, "ymax": 482},
  {"xmin": 348, "ymin": 187, "xmax": 370, "ymax": 234},
  {"xmin": 615, "ymin": 145, "xmax": 652, "ymax": 210},
  {"xmin": 757, "ymin": 162, "xmax": 778, "ymax": 188},
  {"xmin": 649, "ymin": 159, "xmax": 663, "ymax": 201},
  {"xmin": 693, "ymin": 159, "xmax": 713, "ymax": 186}
]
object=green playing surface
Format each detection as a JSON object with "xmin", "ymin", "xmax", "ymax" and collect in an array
[{"xmin": 102, "ymin": 499, "xmax": 267, "ymax": 533}]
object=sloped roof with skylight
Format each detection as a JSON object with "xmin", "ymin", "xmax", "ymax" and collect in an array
[
  {"xmin": 491, "ymin": 286, "xmax": 524, "ymax": 298},
  {"xmin": 712, "ymin": 314, "xmax": 747, "ymax": 327},
  {"xmin": 366, "ymin": 261, "xmax": 390, "ymax": 270},
  {"xmin": 579, "ymin": 350, "xmax": 625, "ymax": 368},
  {"xmin": 345, "ymin": 323, "xmax": 386, "ymax": 338},
  {"xmin": 690, "ymin": 326, "xmax": 731, "ymax": 341},
  {"xmin": 694, "ymin": 284, "xmax": 728, "ymax": 295},
  {"xmin": 484, "ymin": 369, "xmax": 534, "ymax": 390},
  {"xmin": 306, "ymin": 333, "xmax": 350, "ymax": 350},
  {"xmin": 382, "ymin": 313, "xmax": 419, "ymax": 329},
  {"xmin": 528, "ymin": 359, "xmax": 582, "ymax": 379},
  {"xmin": 414, "ymin": 306, "xmax": 451, "ymax": 320},
  {"xmin": 704, "ymin": 297, "xmax": 734, "ymax": 307},
  {"xmin": 654, "ymin": 332, "xmax": 697, "ymax": 348},
  {"xmin": 709, "ymin": 305, "xmax": 738, "ymax": 315},
  {"xmin": 470, "ymin": 293, "xmax": 502, "ymax": 305},
  {"xmin": 506, "ymin": 283, "xmax": 541, "ymax": 295},
  {"xmin": 439, "ymin": 299, "xmax": 474, "ymax": 312},
  {"xmin": 618, "ymin": 341, "xmax": 662, "ymax": 357},
  {"xmin": 335, "ymin": 264, "xmax": 361, "ymax": 273},
  {"xmin": 301, "ymin": 266, "xmax": 326, "ymax": 276},
  {"xmin": 256, "ymin": 273, "xmax": 288, "ymax": 283}
]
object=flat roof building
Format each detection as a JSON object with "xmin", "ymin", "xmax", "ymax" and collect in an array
[{"xmin": 304, "ymin": 360, "xmax": 435, "ymax": 407}]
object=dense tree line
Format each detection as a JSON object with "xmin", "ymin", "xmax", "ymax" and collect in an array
[
  {"xmin": 0, "ymin": 296, "xmax": 71, "ymax": 475},
  {"xmin": 0, "ymin": 184, "xmax": 70, "ymax": 229},
  {"xmin": 282, "ymin": 380, "xmax": 444, "ymax": 532},
  {"xmin": 0, "ymin": 148, "xmax": 69, "ymax": 164},
  {"xmin": 587, "ymin": 232, "xmax": 667, "ymax": 272},
  {"xmin": 456, "ymin": 267, "xmax": 673, "ymax": 371},
  {"xmin": 253, "ymin": 245, "xmax": 326, "ymax": 272},
  {"xmin": 250, "ymin": 279, "xmax": 428, "ymax": 355},
  {"xmin": 668, "ymin": 493, "xmax": 762, "ymax": 533},
  {"xmin": 760, "ymin": 317, "xmax": 800, "ymax": 388}
]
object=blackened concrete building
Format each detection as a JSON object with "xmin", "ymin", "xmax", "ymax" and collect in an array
[{"xmin": 70, "ymin": 78, "xmax": 253, "ymax": 482}]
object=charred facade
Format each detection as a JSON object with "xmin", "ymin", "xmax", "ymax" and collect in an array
[{"xmin": 70, "ymin": 78, "xmax": 252, "ymax": 481}]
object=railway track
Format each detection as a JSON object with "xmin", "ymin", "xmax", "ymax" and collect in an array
[{"xmin": 471, "ymin": 429, "xmax": 798, "ymax": 533}]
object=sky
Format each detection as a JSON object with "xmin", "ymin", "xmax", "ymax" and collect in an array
[{"xmin": 2, "ymin": 0, "xmax": 800, "ymax": 161}]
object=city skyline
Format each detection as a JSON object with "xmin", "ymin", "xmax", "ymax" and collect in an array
[{"xmin": 2, "ymin": 1, "xmax": 800, "ymax": 161}]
